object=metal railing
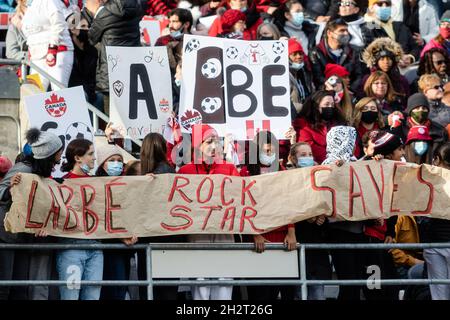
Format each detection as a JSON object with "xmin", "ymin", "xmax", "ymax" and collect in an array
[
  {"xmin": 0, "ymin": 58, "xmax": 142, "ymax": 148},
  {"xmin": 1, "ymin": 242, "xmax": 450, "ymax": 300}
]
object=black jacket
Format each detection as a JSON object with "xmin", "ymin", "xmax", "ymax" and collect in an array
[
  {"xmin": 309, "ymin": 38, "xmax": 364, "ymax": 91},
  {"xmin": 88, "ymin": 0, "xmax": 146, "ymax": 92}
]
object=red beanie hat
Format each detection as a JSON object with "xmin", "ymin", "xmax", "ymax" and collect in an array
[
  {"xmin": 288, "ymin": 38, "xmax": 304, "ymax": 55},
  {"xmin": 406, "ymin": 125, "xmax": 432, "ymax": 144},
  {"xmin": 0, "ymin": 156, "xmax": 12, "ymax": 176},
  {"xmin": 324, "ymin": 63, "xmax": 350, "ymax": 80},
  {"xmin": 191, "ymin": 124, "xmax": 218, "ymax": 148},
  {"xmin": 221, "ymin": 10, "xmax": 246, "ymax": 32}
]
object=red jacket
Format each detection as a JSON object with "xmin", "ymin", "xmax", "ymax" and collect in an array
[
  {"xmin": 62, "ymin": 171, "xmax": 88, "ymax": 179},
  {"xmin": 294, "ymin": 117, "xmax": 331, "ymax": 164},
  {"xmin": 178, "ymin": 161, "xmax": 240, "ymax": 176},
  {"xmin": 208, "ymin": 15, "xmax": 263, "ymax": 40}
]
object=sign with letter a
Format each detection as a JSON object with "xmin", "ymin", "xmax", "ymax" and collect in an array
[{"xmin": 106, "ymin": 46, "xmax": 173, "ymax": 139}]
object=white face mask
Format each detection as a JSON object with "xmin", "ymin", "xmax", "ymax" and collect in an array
[
  {"xmin": 260, "ymin": 153, "xmax": 276, "ymax": 166},
  {"xmin": 291, "ymin": 62, "xmax": 304, "ymax": 70}
]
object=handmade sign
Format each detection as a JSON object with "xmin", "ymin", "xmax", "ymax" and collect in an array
[
  {"xmin": 5, "ymin": 161, "xmax": 450, "ymax": 239},
  {"xmin": 139, "ymin": 18, "xmax": 163, "ymax": 46},
  {"xmin": 106, "ymin": 46, "xmax": 172, "ymax": 140},
  {"xmin": 24, "ymin": 86, "xmax": 94, "ymax": 178},
  {"xmin": 179, "ymin": 35, "xmax": 291, "ymax": 140}
]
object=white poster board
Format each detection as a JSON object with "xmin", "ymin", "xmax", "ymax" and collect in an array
[
  {"xmin": 106, "ymin": 46, "xmax": 173, "ymax": 140},
  {"xmin": 24, "ymin": 86, "xmax": 94, "ymax": 177},
  {"xmin": 139, "ymin": 19, "xmax": 162, "ymax": 46},
  {"xmin": 179, "ymin": 35, "xmax": 291, "ymax": 140}
]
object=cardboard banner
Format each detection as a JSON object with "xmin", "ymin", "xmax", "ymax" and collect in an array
[
  {"xmin": 106, "ymin": 46, "xmax": 173, "ymax": 140},
  {"xmin": 179, "ymin": 35, "xmax": 291, "ymax": 140},
  {"xmin": 139, "ymin": 18, "xmax": 163, "ymax": 46},
  {"xmin": 24, "ymin": 86, "xmax": 94, "ymax": 178},
  {"xmin": 4, "ymin": 160, "xmax": 450, "ymax": 239}
]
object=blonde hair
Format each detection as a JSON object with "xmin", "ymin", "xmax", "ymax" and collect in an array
[
  {"xmin": 418, "ymin": 73, "xmax": 442, "ymax": 93},
  {"xmin": 288, "ymin": 142, "xmax": 312, "ymax": 166}
]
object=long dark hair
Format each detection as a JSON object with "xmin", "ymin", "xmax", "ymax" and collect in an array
[
  {"xmin": 418, "ymin": 48, "xmax": 450, "ymax": 77},
  {"xmin": 140, "ymin": 133, "xmax": 168, "ymax": 175},
  {"xmin": 299, "ymin": 90, "xmax": 346, "ymax": 129},
  {"xmin": 246, "ymin": 130, "xmax": 279, "ymax": 176},
  {"xmin": 31, "ymin": 154, "xmax": 61, "ymax": 178},
  {"xmin": 61, "ymin": 139, "xmax": 93, "ymax": 172},
  {"xmin": 434, "ymin": 142, "xmax": 450, "ymax": 168}
]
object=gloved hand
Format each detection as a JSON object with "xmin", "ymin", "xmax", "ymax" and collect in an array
[{"xmin": 46, "ymin": 46, "xmax": 58, "ymax": 67}]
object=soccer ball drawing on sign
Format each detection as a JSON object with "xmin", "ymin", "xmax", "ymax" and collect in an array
[
  {"xmin": 201, "ymin": 58, "xmax": 222, "ymax": 79},
  {"xmin": 201, "ymin": 97, "xmax": 222, "ymax": 114},
  {"xmin": 65, "ymin": 122, "xmax": 94, "ymax": 142}
]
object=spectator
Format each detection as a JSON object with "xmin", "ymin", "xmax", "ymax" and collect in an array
[
  {"xmin": 288, "ymin": 38, "xmax": 313, "ymax": 116},
  {"xmin": 337, "ymin": 0, "xmax": 376, "ymax": 49},
  {"xmin": 421, "ymin": 10, "xmax": 450, "ymax": 57},
  {"xmin": 255, "ymin": 21, "xmax": 281, "ymax": 40},
  {"xmin": 94, "ymin": 144, "xmax": 134, "ymax": 300},
  {"xmin": 200, "ymin": 0, "xmax": 221, "ymax": 17},
  {"xmin": 352, "ymin": 97, "xmax": 386, "ymax": 158},
  {"xmin": 0, "ymin": 0, "xmax": 15, "ymax": 12},
  {"xmin": 363, "ymin": 70, "xmax": 405, "ymax": 116},
  {"xmin": 21, "ymin": 0, "xmax": 75, "ymax": 90},
  {"xmin": 323, "ymin": 67, "xmax": 354, "ymax": 124},
  {"xmin": 364, "ymin": 0, "xmax": 422, "ymax": 62},
  {"xmin": 240, "ymin": 131, "xmax": 296, "ymax": 300},
  {"xmin": 418, "ymin": 74, "xmax": 450, "ymax": 128},
  {"xmin": 271, "ymin": 0, "xmax": 319, "ymax": 54},
  {"xmin": 309, "ymin": 18, "xmax": 363, "ymax": 91},
  {"xmin": 404, "ymin": 125, "xmax": 433, "ymax": 164},
  {"xmin": 293, "ymin": 90, "xmax": 346, "ymax": 164},
  {"xmin": 5, "ymin": 0, "xmax": 27, "ymax": 61},
  {"xmin": 208, "ymin": 0, "xmax": 263, "ymax": 40},
  {"xmin": 424, "ymin": 142, "xmax": 450, "ymax": 300},
  {"xmin": 402, "ymin": 0, "xmax": 440, "ymax": 46},
  {"xmin": 136, "ymin": 132, "xmax": 185, "ymax": 300},
  {"xmin": 361, "ymin": 37, "xmax": 410, "ymax": 100},
  {"xmin": 87, "ymin": 0, "xmax": 145, "ymax": 115},
  {"xmin": 301, "ymin": 0, "xmax": 337, "ymax": 22},
  {"xmin": 1, "ymin": 128, "xmax": 64, "ymax": 300},
  {"xmin": 57, "ymin": 139, "xmax": 103, "ymax": 300},
  {"xmin": 218, "ymin": 9, "xmax": 247, "ymax": 39},
  {"xmin": 177, "ymin": 124, "xmax": 240, "ymax": 300},
  {"xmin": 418, "ymin": 48, "xmax": 450, "ymax": 85}
]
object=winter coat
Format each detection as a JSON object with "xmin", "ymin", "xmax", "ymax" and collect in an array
[
  {"xmin": 88, "ymin": 0, "xmax": 146, "ymax": 92},
  {"xmin": 5, "ymin": 22, "xmax": 27, "ymax": 60}
]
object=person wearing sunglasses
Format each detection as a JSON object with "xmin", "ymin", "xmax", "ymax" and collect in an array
[
  {"xmin": 418, "ymin": 74, "xmax": 450, "ymax": 129},
  {"xmin": 417, "ymin": 48, "xmax": 450, "ymax": 87},
  {"xmin": 364, "ymin": 0, "xmax": 422, "ymax": 65}
]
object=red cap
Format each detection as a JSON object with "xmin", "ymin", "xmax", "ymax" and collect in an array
[
  {"xmin": 0, "ymin": 156, "xmax": 12, "ymax": 175},
  {"xmin": 191, "ymin": 124, "xmax": 218, "ymax": 148},
  {"xmin": 221, "ymin": 10, "xmax": 246, "ymax": 32},
  {"xmin": 406, "ymin": 125, "xmax": 432, "ymax": 144},
  {"xmin": 288, "ymin": 38, "xmax": 304, "ymax": 55},
  {"xmin": 324, "ymin": 63, "xmax": 350, "ymax": 80}
]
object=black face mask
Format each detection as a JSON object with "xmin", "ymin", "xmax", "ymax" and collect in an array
[
  {"xmin": 259, "ymin": 36, "xmax": 274, "ymax": 41},
  {"xmin": 361, "ymin": 111, "xmax": 378, "ymax": 124},
  {"xmin": 77, "ymin": 29, "xmax": 89, "ymax": 43},
  {"xmin": 321, "ymin": 107, "xmax": 335, "ymax": 121},
  {"xmin": 341, "ymin": 13, "xmax": 360, "ymax": 23}
]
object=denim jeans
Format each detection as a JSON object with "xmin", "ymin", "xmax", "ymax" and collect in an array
[{"xmin": 56, "ymin": 249, "xmax": 103, "ymax": 300}]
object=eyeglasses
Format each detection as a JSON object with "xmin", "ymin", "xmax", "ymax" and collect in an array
[
  {"xmin": 432, "ymin": 85, "xmax": 444, "ymax": 91},
  {"xmin": 340, "ymin": 1, "xmax": 356, "ymax": 7},
  {"xmin": 433, "ymin": 60, "xmax": 446, "ymax": 66}
]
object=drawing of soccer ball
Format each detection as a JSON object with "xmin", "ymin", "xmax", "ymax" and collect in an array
[
  {"xmin": 201, "ymin": 97, "xmax": 221, "ymax": 114},
  {"xmin": 65, "ymin": 122, "xmax": 93, "ymax": 142},
  {"xmin": 185, "ymin": 38, "xmax": 200, "ymax": 53},
  {"xmin": 201, "ymin": 58, "xmax": 222, "ymax": 79},
  {"xmin": 272, "ymin": 42, "xmax": 285, "ymax": 55},
  {"xmin": 226, "ymin": 46, "xmax": 239, "ymax": 59}
]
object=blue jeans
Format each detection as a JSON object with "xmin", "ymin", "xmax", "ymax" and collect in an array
[{"xmin": 56, "ymin": 249, "xmax": 103, "ymax": 300}]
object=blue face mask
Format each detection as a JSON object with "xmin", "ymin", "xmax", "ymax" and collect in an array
[
  {"xmin": 106, "ymin": 161, "xmax": 123, "ymax": 176},
  {"xmin": 291, "ymin": 12, "xmax": 304, "ymax": 27},
  {"xmin": 80, "ymin": 163, "xmax": 91, "ymax": 175},
  {"xmin": 240, "ymin": 6, "xmax": 247, "ymax": 12},
  {"xmin": 260, "ymin": 153, "xmax": 276, "ymax": 166},
  {"xmin": 170, "ymin": 30, "xmax": 183, "ymax": 39},
  {"xmin": 376, "ymin": 6, "xmax": 391, "ymax": 22},
  {"xmin": 297, "ymin": 156, "xmax": 314, "ymax": 167},
  {"xmin": 413, "ymin": 141, "xmax": 428, "ymax": 156},
  {"xmin": 291, "ymin": 62, "xmax": 304, "ymax": 70}
]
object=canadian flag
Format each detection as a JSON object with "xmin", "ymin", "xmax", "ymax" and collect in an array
[{"xmin": 245, "ymin": 120, "xmax": 271, "ymax": 140}]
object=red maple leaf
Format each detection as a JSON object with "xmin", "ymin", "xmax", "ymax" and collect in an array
[
  {"xmin": 45, "ymin": 93, "xmax": 65, "ymax": 105},
  {"xmin": 180, "ymin": 109, "xmax": 200, "ymax": 122}
]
